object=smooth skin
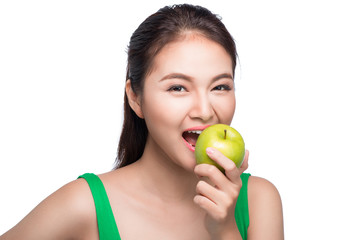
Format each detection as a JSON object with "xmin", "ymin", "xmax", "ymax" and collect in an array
[{"xmin": 1, "ymin": 33, "xmax": 283, "ymax": 240}]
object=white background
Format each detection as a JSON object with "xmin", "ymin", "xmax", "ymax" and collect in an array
[{"xmin": 1, "ymin": 0, "xmax": 359, "ymax": 238}]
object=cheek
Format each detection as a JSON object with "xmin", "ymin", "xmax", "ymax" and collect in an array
[
  {"xmin": 212, "ymin": 94, "xmax": 236, "ymax": 124},
  {"xmin": 141, "ymin": 93, "xmax": 188, "ymax": 129}
]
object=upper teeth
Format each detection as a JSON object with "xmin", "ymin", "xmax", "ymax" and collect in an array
[{"xmin": 187, "ymin": 130, "xmax": 202, "ymax": 134}]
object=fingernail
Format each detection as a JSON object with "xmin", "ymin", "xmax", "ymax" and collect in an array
[{"xmin": 206, "ymin": 147, "xmax": 214, "ymax": 155}]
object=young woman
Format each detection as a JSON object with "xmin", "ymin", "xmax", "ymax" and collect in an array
[{"xmin": 1, "ymin": 4, "xmax": 283, "ymax": 240}]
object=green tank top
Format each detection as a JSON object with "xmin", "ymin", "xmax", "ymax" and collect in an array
[{"xmin": 78, "ymin": 173, "xmax": 251, "ymax": 240}]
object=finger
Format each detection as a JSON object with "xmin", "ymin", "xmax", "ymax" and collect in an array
[
  {"xmin": 239, "ymin": 149, "xmax": 249, "ymax": 174},
  {"xmin": 195, "ymin": 180, "xmax": 222, "ymax": 204},
  {"xmin": 194, "ymin": 163, "xmax": 230, "ymax": 190},
  {"xmin": 194, "ymin": 163, "xmax": 241, "ymax": 201},
  {"xmin": 193, "ymin": 194, "xmax": 233, "ymax": 222},
  {"xmin": 205, "ymin": 147, "xmax": 242, "ymax": 185},
  {"xmin": 194, "ymin": 194, "xmax": 219, "ymax": 218}
]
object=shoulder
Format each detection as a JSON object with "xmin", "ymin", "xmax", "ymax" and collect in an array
[
  {"xmin": 248, "ymin": 175, "xmax": 281, "ymax": 199},
  {"xmin": 1, "ymin": 177, "xmax": 98, "ymax": 239},
  {"xmin": 247, "ymin": 175, "xmax": 282, "ymax": 211},
  {"xmin": 247, "ymin": 176, "xmax": 284, "ymax": 239}
]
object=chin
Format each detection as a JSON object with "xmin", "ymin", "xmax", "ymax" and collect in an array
[{"xmin": 174, "ymin": 154, "xmax": 197, "ymax": 173}]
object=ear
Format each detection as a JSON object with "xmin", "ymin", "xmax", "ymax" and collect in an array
[{"xmin": 125, "ymin": 79, "xmax": 144, "ymax": 119}]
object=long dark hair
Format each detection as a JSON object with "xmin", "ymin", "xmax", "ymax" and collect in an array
[{"xmin": 114, "ymin": 4, "xmax": 237, "ymax": 169}]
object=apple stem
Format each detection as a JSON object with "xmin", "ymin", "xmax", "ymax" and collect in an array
[{"xmin": 224, "ymin": 129, "xmax": 227, "ymax": 139}]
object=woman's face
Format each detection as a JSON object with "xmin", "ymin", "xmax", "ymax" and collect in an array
[{"xmin": 140, "ymin": 34, "xmax": 236, "ymax": 171}]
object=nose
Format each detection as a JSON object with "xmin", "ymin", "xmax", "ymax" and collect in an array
[{"xmin": 189, "ymin": 92, "xmax": 215, "ymax": 122}]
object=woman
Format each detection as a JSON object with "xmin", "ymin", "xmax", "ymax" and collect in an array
[{"xmin": 1, "ymin": 4, "xmax": 283, "ymax": 239}]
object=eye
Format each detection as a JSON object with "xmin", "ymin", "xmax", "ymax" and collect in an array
[
  {"xmin": 167, "ymin": 85, "xmax": 187, "ymax": 92},
  {"xmin": 212, "ymin": 84, "xmax": 231, "ymax": 91}
]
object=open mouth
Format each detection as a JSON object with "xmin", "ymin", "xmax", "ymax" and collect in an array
[
  {"xmin": 182, "ymin": 130, "xmax": 202, "ymax": 152},
  {"xmin": 182, "ymin": 125, "xmax": 210, "ymax": 152},
  {"xmin": 183, "ymin": 130, "xmax": 202, "ymax": 146}
]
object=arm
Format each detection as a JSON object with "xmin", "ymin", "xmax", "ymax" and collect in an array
[
  {"xmin": 247, "ymin": 176, "xmax": 284, "ymax": 239},
  {"xmin": 0, "ymin": 179, "xmax": 97, "ymax": 240}
]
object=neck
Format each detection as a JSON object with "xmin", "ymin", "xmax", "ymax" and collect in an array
[{"xmin": 133, "ymin": 139, "xmax": 198, "ymax": 203}]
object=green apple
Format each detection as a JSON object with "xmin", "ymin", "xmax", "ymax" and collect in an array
[{"xmin": 195, "ymin": 124, "xmax": 245, "ymax": 172}]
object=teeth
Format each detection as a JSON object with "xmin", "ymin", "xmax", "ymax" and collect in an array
[{"xmin": 187, "ymin": 130, "xmax": 202, "ymax": 134}]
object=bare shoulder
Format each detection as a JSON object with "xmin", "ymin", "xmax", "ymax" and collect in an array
[
  {"xmin": 247, "ymin": 176, "xmax": 284, "ymax": 239},
  {"xmin": 248, "ymin": 176, "xmax": 281, "ymax": 200},
  {"xmin": 0, "ymin": 177, "xmax": 98, "ymax": 240}
]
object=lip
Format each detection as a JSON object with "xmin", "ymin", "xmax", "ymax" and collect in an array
[
  {"xmin": 182, "ymin": 138, "xmax": 196, "ymax": 152},
  {"xmin": 182, "ymin": 125, "xmax": 211, "ymax": 152},
  {"xmin": 183, "ymin": 125, "xmax": 211, "ymax": 132}
]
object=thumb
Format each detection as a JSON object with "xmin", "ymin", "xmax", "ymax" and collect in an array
[{"xmin": 239, "ymin": 150, "xmax": 249, "ymax": 174}]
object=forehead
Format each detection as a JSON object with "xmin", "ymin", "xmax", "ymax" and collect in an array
[{"xmin": 147, "ymin": 34, "xmax": 233, "ymax": 79}]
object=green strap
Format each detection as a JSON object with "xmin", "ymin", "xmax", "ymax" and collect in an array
[
  {"xmin": 78, "ymin": 173, "xmax": 121, "ymax": 240},
  {"xmin": 235, "ymin": 173, "xmax": 251, "ymax": 240}
]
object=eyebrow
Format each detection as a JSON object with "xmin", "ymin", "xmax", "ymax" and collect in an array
[
  {"xmin": 160, "ymin": 73, "xmax": 192, "ymax": 82},
  {"xmin": 213, "ymin": 73, "xmax": 234, "ymax": 81},
  {"xmin": 159, "ymin": 73, "xmax": 233, "ymax": 82}
]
